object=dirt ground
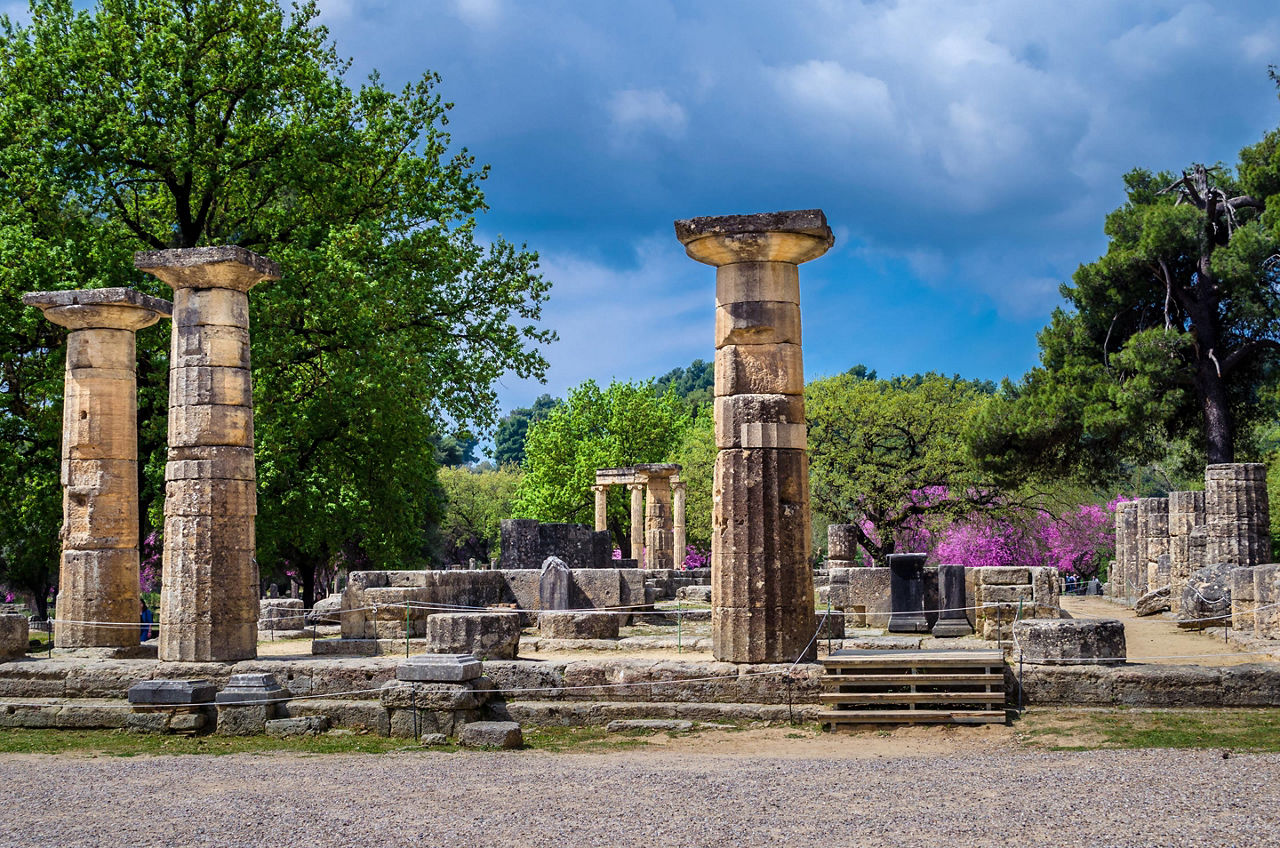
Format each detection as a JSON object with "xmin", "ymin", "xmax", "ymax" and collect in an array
[{"xmin": 1060, "ymin": 595, "xmax": 1274, "ymax": 665}]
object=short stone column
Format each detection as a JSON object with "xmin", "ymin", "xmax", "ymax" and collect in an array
[
  {"xmin": 592, "ymin": 485, "xmax": 608, "ymax": 532},
  {"xmin": 627, "ymin": 482, "xmax": 645, "ymax": 563},
  {"xmin": 1206, "ymin": 463, "xmax": 1271, "ymax": 568},
  {"xmin": 640, "ymin": 463, "xmax": 679, "ymax": 571},
  {"xmin": 887, "ymin": 553, "xmax": 930, "ymax": 633},
  {"xmin": 22, "ymin": 288, "xmax": 171, "ymax": 648},
  {"xmin": 932, "ymin": 564, "xmax": 973, "ymax": 637},
  {"xmin": 1167, "ymin": 491, "xmax": 1206, "ymax": 614},
  {"xmin": 676, "ymin": 209, "xmax": 833, "ymax": 662},
  {"xmin": 135, "ymin": 246, "xmax": 281, "ymax": 662},
  {"xmin": 672, "ymin": 479, "xmax": 687, "ymax": 566}
]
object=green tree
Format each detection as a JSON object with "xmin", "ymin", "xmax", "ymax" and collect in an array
[
  {"xmin": 973, "ymin": 158, "xmax": 1280, "ymax": 484},
  {"xmin": 492, "ymin": 393, "xmax": 557, "ymax": 466},
  {"xmin": 438, "ymin": 464, "xmax": 521, "ymax": 565},
  {"xmin": 807, "ymin": 372, "xmax": 1000, "ymax": 565},
  {"xmin": 513, "ymin": 379, "xmax": 689, "ymax": 550},
  {"xmin": 656, "ymin": 358, "xmax": 714, "ymax": 411},
  {"xmin": 672, "ymin": 404, "xmax": 714, "ymax": 552},
  {"xmin": 0, "ymin": 0, "xmax": 553, "ymax": 608}
]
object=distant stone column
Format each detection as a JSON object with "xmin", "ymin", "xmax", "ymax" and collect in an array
[
  {"xmin": 828, "ymin": 524, "xmax": 860, "ymax": 567},
  {"xmin": 1167, "ymin": 491, "xmax": 1205, "ymax": 614},
  {"xmin": 640, "ymin": 464, "xmax": 679, "ymax": 571},
  {"xmin": 1205, "ymin": 463, "xmax": 1271, "ymax": 568},
  {"xmin": 675, "ymin": 209, "xmax": 833, "ymax": 663},
  {"xmin": 1113, "ymin": 501, "xmax": 1136, "ymax": 600},
  {"xmin": 591, "ymin": 485, "xmax": 608, "ymax": 532},
  {"xmin": 1138, "ymin": 497, "xmax": 1168, "ymax": 595},
  {"xmin": 135, "ymin": 246, "xmax": 281, "ymax": 662},
  {"xmin": 22, "ymin": 289, "xmax": 171, "ymax": 648},
  {"xmin": 672, "ymin": 479, "xmax": 687, "ymax": 566},
  {"xmin": 627, "ymin": 483, "xmax": 645, "ymax": 564}
]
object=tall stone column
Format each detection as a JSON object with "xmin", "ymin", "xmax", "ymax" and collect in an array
[
  {"xmin": 1138, "ymin": 497, "xmax": 1168, "ymax": 596},
  {"xmin": 627, "ymin": 482, "xmax": 645, "ymax": 563},
  {"xmin": 1167, "ymin": 491, "xmax": 1205, "ymax": 614},
  {"xmin": 22, "ymin": 289, "xmax": 171, "ymax": 648},
  {"xmin": 640, "ymin": 464, "xmax": 678, "ymax": 571},
  {"xmin": 135, "ymin": 246, "xmax": 281, "ymax": 662},
  {"xmin": 672, "ymin": 478, "xmax": 687, "ymax": 567},
  {"xmin": 1206, "ymin": 463, "xmax": 1270, "ymax": 568},
  {"xmin": 592, "ymin": 485, "xmax": 608, "ymax": 532},
  {"xmin": 1113, "ymin": 501, "xmax": 1135, "ymax": 600},
  {"xmin": 675, "ymin": 209, "xmax": 833, "ymax": 663}
]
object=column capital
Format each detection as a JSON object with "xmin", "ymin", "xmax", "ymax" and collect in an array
[
  {"xmin": 24, "ymin": 288, "xmax": 171, "ymax": 331},
  {"xmin": 626, "ymin": 482, "xmax": 645, "ymax": 492},
  {"xmin": 591, "ymin": 484, "xmax": 608, "ymax": 493},
  {"xmin": 674, "ymin": 209, "xmax": 834, "ymax": 267},
  {"xmin": 135, "ymin": 245, "xmax": 281, "ymax": 293}
]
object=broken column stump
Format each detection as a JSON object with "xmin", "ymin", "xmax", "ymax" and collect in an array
[
  {"xmin": 135, "ymin": 246, "xmax": 281, "ymax": 662},
  {"xmin": 22, "ymin": 288, "xmax": 171, "ymax": 648},
  {"xmin": 675, "ymin": 209, "xmax": 833, "ymax": 663}
]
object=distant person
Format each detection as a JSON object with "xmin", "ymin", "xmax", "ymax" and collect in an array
[
  {"xmin": 140, "ymin": 598, "xmax": 153, "ymax": 641},
  {"xmin": 1088, "ymin": 577, "xmax": 1102, "ymax": 596},
  {"xmin": 1065, "ymin": 574, "xmax": 1078, "ymax": 595}
]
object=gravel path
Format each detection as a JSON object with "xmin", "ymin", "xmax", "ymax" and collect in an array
[{"xmin": 2, "ymin": 746, "xmax": 1278, "ymax": 847}]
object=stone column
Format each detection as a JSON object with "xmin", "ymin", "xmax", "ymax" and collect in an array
[
  {"xmin": 1138, "ymin": 497, "xmax": 1168, "ymax": 596},
  {"xmin": 22, "ymin": 289, "xmax": 171, "ymax": 648},
  {"xmin": 1167, "ymin": 491, "xmax": 1205, "ymax": 614},
  {"xmin": 1113, "ymin": 501, "xmax": 1133, "ymax": 600},
  {"xmin": 672, "ymin": 479, "xmax": 687, "ymax": 567},
  {"xmin": 135, "ymin": 246, "xmax": 281, "ymax": 662},
  {"xmin": 591, "ymin": 485, "xmax": 608, "ymax": 532},
  {"xmin": 627, "ymin": 482, "xmax": 645, "ymax": 564},
  {"xmin": 675, "ymin": 209, "xmax": 833, "ymax": 663},
  {"xmin": 1206, "ymin": 463, "xmax": 1271, "ymax": 568},
  {"xmin": 640, "ymin": 464, "xmax": 679, "ymax": 571}
]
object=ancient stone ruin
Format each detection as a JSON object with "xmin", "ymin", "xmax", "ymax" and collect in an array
[
  {"xmin": 675, "ymin": 208, "xmax": 832, "ymax": 663},
  {"xmin": 136, "ymin": 246, "xmax": 281, "ymax": 662},
  {"xmin": 498, "ymin": 519, "xmax": 612, "ymax": 570},
  {"xmin": 592, "ymin": 464, "xmax": 686, "ymax": 568},
  {"xmin": 22, "ymin": 288, "xmax": 172, "ymax": 649}
]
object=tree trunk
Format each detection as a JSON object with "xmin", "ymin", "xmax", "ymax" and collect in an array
[
  {"xmin": 301, "ymin": 562, "xmax": 317, "ymax": 611},
  {"xmin": 1197, "ymin": 361, "xmax": 1235, "ymax": 464}
]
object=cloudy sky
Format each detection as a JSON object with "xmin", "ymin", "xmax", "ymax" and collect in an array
[{"xmin": 18, "ymin": 1, "xmax": 1280, "ymax": 426}]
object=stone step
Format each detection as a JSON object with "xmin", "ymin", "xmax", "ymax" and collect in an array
[
  {"xmin": 499, "ymin": 699, "xmax": 821, "ymax": 725},
  {"xmin": 817, "ymin": 709, "xmax": 1006, "ymax": 725}
]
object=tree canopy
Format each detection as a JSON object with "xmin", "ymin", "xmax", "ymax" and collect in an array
[
  {"xmin": 512, "ymin": 379, "xmax": 689, "ymax": 550},
  {"xmin": 0, "ymin": 0, "xmax": 553, "ymax": 607}
]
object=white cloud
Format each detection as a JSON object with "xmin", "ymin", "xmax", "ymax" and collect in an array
[
  {"xmin": 453, "ymin": 0, "xmax": 502, "ymax": 28},
  {"xmin": 607, "ymin": 89, "xmax": 688, "ymax": 139},
  {"xmin": 771, "ymin": 60, "xmax": 895, "ymax": 131}
]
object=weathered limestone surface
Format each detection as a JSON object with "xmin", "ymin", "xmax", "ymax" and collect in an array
[
  {"xmin": 498, "ymin": 519, "xmax": 611, "ymax": 570},
  {"xmin": 1178, "ymin": 562, "xmax": 1236, "ymax": 629},
  {"xmin": 215, "ymin": 672, "xmax": 286, "ymax": 736},
  {"xmin": 1205, "ymin": 463, "xmax": 1270, "ymax": 569},
  {"xmin": 1167, "ymin": 491, "xmax": 1206, "ymax": 614},
  {"xmin": 1135, "ymin": 586, "xmax": 1171, "ymax": 617},
  {"xmin": 641, "ymin": 465, "xmax": 678, "ymax": 571},
  {"xmin": 971, "ymin": 566, "xmax": 1061, "ymax": 641},
  {"xmin": 1135, "ymin": 498, "xmax": 1168, "ymax": 599},
  {"xmin": 258, "ymin": 599, "xmax": 305, "ymax": 631},
  {"xmin": 1013, "ymin": 618, "xmax": 1126, "ymax": 665},
  {"xmin": 539, "ymin": 611, "xmax": 620, "ymax": 640},
  {"xmin": 137, "ymin": 246, "xmax": 280, "ymax": 663},
  {"xmin": 1231, "ymin": 567, "xmax": 1258, "ymax": 633},
  {"xmin": 23, "ymin": 288, "xmax": 171, "ymax": 649},
  {"xmin": 1255, "ymin": 565, "xmax": 1280, "ymax": 639},
  {"xmin": 425, "ymin": 612, "xmax": 521, "ymax": 660},
  {"xmin": 0, "ymin": 614, "xmax": 28, "ymax": 660},
  {"xmin": 678, "ymin": 210, "xmax": 831, "ymax": 663},
  {"xmin": 539, "ymin": 556, "xmax": 571, "ymax": 611},
  {"xmin": 1112, "ymin": 501, "xmax": 1138, "ymax": 602}
]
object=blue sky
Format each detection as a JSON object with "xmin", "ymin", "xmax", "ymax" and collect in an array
[{"xmin": 14, "ymin": 1, "xmax": 1280, "ymax": 424}]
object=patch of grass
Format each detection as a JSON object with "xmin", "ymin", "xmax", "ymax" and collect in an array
[
  {"xmin": 0, "ymin": 728, "xmax": 424, "ymax": 757},
  {"xmin": 1016, "ymin": 708, "xmax": 1280, "ymax": 752}
]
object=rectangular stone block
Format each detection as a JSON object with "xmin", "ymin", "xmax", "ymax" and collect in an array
[
  {"xmin": 163, "ymin": 513, "xmax": 256, "ymax": 552},
  {"xmin": 715, "ymin": 301, "xmax": 802, "ymax": 347},
  {"xmin": 170, "ymin": 322, "xmax": 250, "ymax": 369},
  {"xmin": 714, "ymin": 393, "xmax": 805, "ymax": 449},
  {"xmin": 714, "ymin": 262, "xmax": 800, "ymax": 306},
  {"xmin": 60, "ymin": 459, "xmax": 138, "ymax": 549},
  {"xmin": 167, "ymin": 403, "xmax": 254, "ymax": 447},
  {"xmin": 980, "ymin": 584, "xmax": 1034, "ymax": 605},
  {"xmin": 1254, "ymin": 565, "xmax": 1280, "ymax": 639},
  {"xmin": 714, "ymin": 343, "xmax": 804, "ymax": 396},
  {"xmin": 173, "ymin": 287, "xmax": 250, "ymax": 328},
  {"xmin": 65, "ymin": 329, "xmax": 135, "ymax": 370},
  {"xmin": 165, "ymin": 445, "xmax": 256, "ymax": 481},
  {"xmin": 977, "ymin": 567, "xmax": 1029, "ymax": 585},
  {"xmin": 165, "ymin": 478, "xmax": 256, "ymax": 517},
  {"xmin": 169, "ymin": 366, "xmax": 252, "ymax": 407},
  {"xmin": 128, "ymin": 679, "xmax": 216, "ymax": 705}
]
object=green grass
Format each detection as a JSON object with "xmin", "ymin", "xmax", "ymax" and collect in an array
[
  {"xmin": 1016, "ymin": 708, "xmax": 1280, "ymax": 752},
  {"xmin": 0, "ymin": 728, "xmax": 426, "ymax": 756}
]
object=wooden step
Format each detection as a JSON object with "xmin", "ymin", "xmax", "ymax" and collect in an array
[
  {"xmin": 820, "ymin": 691, "xmax": 1006, "ymax": 705},
  {"xmin": 822, "ymin": 673, "xmax": 1002, "ymax": 687},
  {"xmin": 818, "ymin": 709, "xmax": 1006, "ymax": 725}
]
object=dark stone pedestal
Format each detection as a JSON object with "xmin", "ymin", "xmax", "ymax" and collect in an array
[
  {"xmin": 932, "ymin": 563, "xmax": 974, "ymax": 637},
  {"xmin": 888, "ymin": 553, "xmax": 930, "ymax": 633}
]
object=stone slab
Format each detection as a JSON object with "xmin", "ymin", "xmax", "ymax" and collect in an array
[
  {"xmin": 396, "ymin": 654, "xmax": 482, "ymax": 683},
  {"xmin": 127, "ymin": 678, "xmax": 216, "ymax": 705}
]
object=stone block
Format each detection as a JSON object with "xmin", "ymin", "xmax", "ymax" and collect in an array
[
  {"xmin": 265, "ymin": 716, "xmax": 329, "ymax": 738},
  {"xmin": 715, "ymin": 301, "xmax": 801, "ymax": 347},
  {"xmin": 379, "ymin": 679, "xmax": 492, "ymax": 711},
  {"xmin": 712, "ymin": 260, "xmax": 800, "ymax": 304},
  {"xmin": 259, "ymin": 599, "xmax": 304, "ymax": 630},
  {"xmin": 713, "ymin": 343, "xmax": 804, "ymax": 396},
  {"xmin": 458, "ymin": 720, "xmax": 523, "ymax": 749},
  {"xmin": 981, "ymin": 584, "xmax": 1035, "ymax": 605},
  {"xmin": 127, "ymin": 679, "xmax": 216, "ymax": 705},
  {"xmin": 136, "ymin": 245, "xmax": 281, "ymax": 292},
  {"xmin": 1178, "ymin": 562, "xmax": 1235, "ymax": 629},
  {"xmin": 713, "ymin": 394, "xmax": 805, "ymax": 450},
  {"xmin": 170, "ymin": 323, "xmax": 251, "ymax": 369},
  {"xmin": 933, "ymin": 564, "xmax": 973, "ymax": 637},
  {"xmin": 215, "ymin": 673, "xmax": 286, "ymax": 704},
  {"xmin": 1254, "ymin": 565, "xmax": 1280, "ymax": 639},
  {"xmin": 887, "ymin": 553, "xmax": 929, "ymax": 633},
  {"xmin": 164, "ymin": 478, "xmax": 256, "ymax": 516},
  {"xmin": 166, "ymin": 403, "xmax": 254, "ymax": 448},
  {"xmin": 426, "ymin": 612, "xmax": 521, "ymax": 660},
  {"xmin": 0, "ymin": 615, "xmax": 29, "ymax": 660},
  {"xmin": 827, "ymin": 524, "xmax": 859, "ymax": 562},
  {"xmin": 1012, "ymin": 618, "xmax": 1126, "ymax": 665},
  {"xmin": 539, "ymin": 612, "xmax": 620, "ymax": 640},
  {"xmin": 396, "ymin": 654, "xmax": 482, "ymax": 683},
  {"xmin": 173, "ymin": 286, "xmax": 250, "ymax": 328},
  {"xmin": 216, "ymin": 703, "xmax": 273, "ymax": 736},
  {"xmin": 977, "ymin": 567, "xmax": 1030, "ymax": 585},
  {"xmin": 55, "ymin": 549, "xmax": 140, "ymax": 649},
  {"xmin": 61, "ymin": 375, "xmax": 137, "ymax": 460},
  {"xmin": 164, "ymin": 446, "xmax": 255, "ymax": 481},
  {"xmin": 539, "ymin": 556, "xmax": 570, "ymax": 611},
  {"xmin": 712, "ymin": 607, "xmax": 814, "ymax": 664},
  {"xmin": 1134, "ymin": 586, "xmax": 1171, "ymax": 616},
  {"xmin": 169, "ymin": 366, "xmax": 252, "ymax": 407},
  {"xmin": 1230, "ymin": 567, "xmax": 1257, "ymax": 633}
]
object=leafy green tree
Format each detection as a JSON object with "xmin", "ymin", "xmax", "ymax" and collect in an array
[
  {"xmin": 513, "ymin": 379, "xmax": 689, "ymax": 550},
  {"xmin": 974, "ymin": 157, "xmax": 1280, "ymax": 484},
  {"xmin": 492, "ymin": 393, "xmax": 557, "ymax": 466},
  {"xmin": 0, "ymin": 0, "xmax": 552, "ymax": 608},
  {"xmin": 672, "ymin": 404, "xmax": 714, "ymax": 552},
  {"xmin": 656, "ymin": 358, "xmax": 714, "ymax": 411},
  {"xmin": 807, "ymin": 372, "xmax": 1000, "ymax": 565},
  {"xmin": 438, "ymin": 464, "xmax": 521, "ymax": 565}
]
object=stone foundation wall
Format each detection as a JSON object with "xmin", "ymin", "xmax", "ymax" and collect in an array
[
  {"xmin": 969, "ymin": 567, "xmax": 1060, "ymax": 641},
  {"xmin": 498, "ymin": 520, "xmax": 612, "ymax": 570}
]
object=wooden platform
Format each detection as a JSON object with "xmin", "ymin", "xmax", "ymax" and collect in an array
[{"xmin": 819, "ymin": 649, "xmax": 1007, "ymax": 727}]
